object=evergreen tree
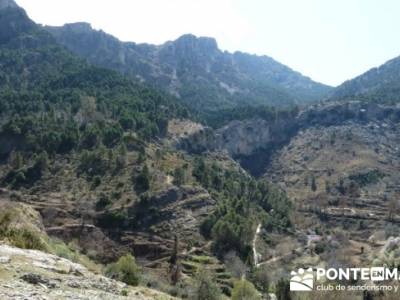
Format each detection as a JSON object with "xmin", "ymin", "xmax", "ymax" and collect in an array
[
  {"xmin": 276, "ymin": 279, "xmax": 291, "ymax": 300},
  {"xmin": 135, "ymin": 165, "xmax": 150, "ymax": 193},
  {"xmin": 173, "ymin": 167, "xmax": 185, "ymax": 186},
  {"xmin": 311, "ymin": 176, "xmax": 317, "ymax": 192}
]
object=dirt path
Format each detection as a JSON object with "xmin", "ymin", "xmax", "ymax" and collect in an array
[{"xmin": 253, "ymin": 223, "xmax": 262, "ymax": 267}]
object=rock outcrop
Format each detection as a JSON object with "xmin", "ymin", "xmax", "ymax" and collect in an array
[
  {"xmin": 0, "ymin": 0, "xmax": 17, "ymax": 10},
  {"xmin": 0, "ymin": 243, "xmax": 177, "ymax": 299},
  {"xmin": 45, "ymin": 24, "xmax": 332, "ymax": 113},
  {"xmin": 124, "ymin": 186, "xmax": 215, "ymax": 261},
  {"xmin": 176, "ymin": 101, "xmax": 400, "ymax": 175}
]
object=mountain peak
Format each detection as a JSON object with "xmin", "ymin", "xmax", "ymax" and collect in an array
[
  {"xmin": 63, "ymin": 22, "xmax": 93, "ymax": 32},
  {"xmin": 172, "ymin": 34, "xmax": 219, "ymax": 52},
  {"xmin": 0, "ymin": 0, "xmax": 18, "ymax": 10}
]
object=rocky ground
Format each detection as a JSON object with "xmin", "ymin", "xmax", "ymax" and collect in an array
[
  {"xmin": 0, "ymin": 243, "xmax": 176, "ymax": 300},
  {"xmin": 255, "ymin": 118, "xmax": 400, "ymax": 283}
]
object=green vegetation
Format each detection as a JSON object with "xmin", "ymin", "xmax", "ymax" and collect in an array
[
  {"xmin": 0, "ymin": 210, "xmax": 47, "ymax": 251},
  {"xmin": 0, "ymin": 5, "xmax": 297, "ymax": 299},
  {"xmin": 195, "ymin": 157, "xmax": 292, "ymax": 259},
  {"xmin": 231, "ymin": 279, "xmax": 261, "ymax": 300},
  {"xmin": 173, "ymin": 166, "xmax": 186, "ymax": 186},
  {"xmin": 134, "ymin": 165, "xmax": 151, "ymax": 193},
  {"xmin": 105, "ymin": 254, "xmax": 141, "ymax": 286},
  {"xmin": 0, "ymin": 6, "xmax": 188, "ymax": 164},
  {"xmin": 331, "ymin": 55, "xmax": 400, "ymax": 105},
  {"xmin": 311, "ymin": 176, "xmax": 317, "ymax": 192},
  {"xmin": 349, "ymin": 170, "xmax": 385, "ymax": 187},
  {"xmin": 275, "ymin": 279, "xmax": 291, "ymax": 300},
  {"xmin": 2, "ymin": 151, "xmax": 48, "ymax": 188},
  {"xmin": 194, "ymin": 269, "xmax": 222, "ymax": 300},
  {"xmin": 47, "ymin": 23, "xmax": 332, "ymax": 120}
]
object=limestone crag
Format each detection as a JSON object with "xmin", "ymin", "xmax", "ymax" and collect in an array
[
  {"xmin": 0, "ymin": 243, "xmax": 177, "ymax": 300},
  {"xmin": 177, "ymin": 101, "xmax": 400, "ymax": 171}
]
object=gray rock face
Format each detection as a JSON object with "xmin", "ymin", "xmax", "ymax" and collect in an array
[
  {"xmin": 0, "ymin": 243, "xmax": 176, "ymax": 300},
  {"xmin": 125, "ymin": 186, "xmax": 215, "ymax": 259},
  {"xmin": 0, "ymin": 0, "xmax": 18, "ymax": 10},
  {"xmin": 44, "ymin": 24, "xmax": 332, "ymax": 113},
  {"xmin": 177, "ymin": 101, "xmax": 400, "ymax": 175}
]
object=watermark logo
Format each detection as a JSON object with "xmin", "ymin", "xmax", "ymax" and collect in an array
[
  {"xmin": 290, "ymin": 268, "xmax": 314, "ymax": 291},
  {"xmin": 289, "ymin": 267, "xmax": 400, "ymax": 292}
]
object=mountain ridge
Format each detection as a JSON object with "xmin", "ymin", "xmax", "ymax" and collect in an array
[
  {"xmin": 331, "ymin": 55, "xmax": 400, "ymax": 104},
  {"xmin": 45, "ymin": 22, "xmax": 333, "ymax": 117},
  {"xmin": 0, "ymin": 0, "xmax": 18, "ymax": 10}
]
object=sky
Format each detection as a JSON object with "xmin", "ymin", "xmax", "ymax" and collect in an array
[{"xmin": 15, "ymin": 0, "xmax": 400, "ymax": 87}]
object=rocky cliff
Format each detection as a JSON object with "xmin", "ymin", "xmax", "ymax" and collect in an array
[
  {"xmin": 45, "ymin": 24, "xmax": 332, "ymax": 114},
  {"xmin": 176, "ymin": 101, "xmax": 400, "ymax": 175}
]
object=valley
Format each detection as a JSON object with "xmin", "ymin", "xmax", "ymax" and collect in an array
[{"xmin": 1, "ymin": 0, "xmax": 400, "ymax": 299}]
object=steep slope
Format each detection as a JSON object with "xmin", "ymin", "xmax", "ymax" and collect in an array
[
  {"xmin": 0, "ymin": 243, "xmax": 177, "ymax": 300},
  {"xmin": 331, "ymin": 55, "xmax": 400, "ymax": 104},
  {"xmin": 0, "ymin": 198, "xmax": 176, "ymax": 299},
  {"xmin": 45, "ymin": 23, "xmax": 332, "ymax": 116},
  {"xmin": 261, "ymin": 117, "xmax": 400, "ymax": 288},
  {"xmin": 0, "ymin": 2, "xmax": 294, "ymax": 298},
  {"xmin": 0, "ymin": 1, "xmax": 188, "ymax": 160},
  {"xmin": 173, "ymin": 100, "xmax": 400, "ymax": 299}
]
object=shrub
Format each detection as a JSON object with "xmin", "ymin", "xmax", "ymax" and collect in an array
[
  {"xmin": 97, "ymin": 210, "xmax": 127, "ymax": 228},
  {"xmin": 78, "ymin": 149, "xmax": 108, "ymax": 178},
  {"xmin": 134, "ymin": 165, "xmax": 150, "ymax": 193},
  {"xmin": 95, "ymin": 194, "xmax": 111, "ymax": 211},
  {"xmin": 231, "ymin": 279, "xmax": 261, "ymax": 300},
  {"xmin": 0, "ymin": 211, "xmax": 47, "ymax": 251},
  {"xmin": 92, "ymin": 175, "xmax": 102, "ymax": 188},
  {"xmin": 105, "ymin": 254, "xmax": 140, "ymax": 286},
  {"xmin": 251, "ymin": 266, "xmax": 270, "ymax": 293},
  {"xmin": 349, "ymin": 170, "xmax": 385, "ymax": 187},
  {"xmin": 276, "ymin": 278, "xmax": 291, "ymax": 300},
  {"xmin": 194, "ymin": 269, "xmax": 222, "ymax": 300},
  {"xmin": 7, "ymin": 228, "xmax": 47, "ymax": 251}
]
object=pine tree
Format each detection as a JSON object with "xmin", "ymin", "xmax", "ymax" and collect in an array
[
  {"xmin": 135, "ymin": 165, "xmax": 150, "ymax": 193},
  {"xmin": 173, "ymin": 167, "xmax": 185, "ymax": 186},
  {"xmin": 311, "ymin": 176, "xmax": 317, "ymax": 192}
]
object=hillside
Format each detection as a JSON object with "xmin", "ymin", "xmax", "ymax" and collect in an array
[
  {"xmin": 178, "ymin": 101, "xmax": 400, "ymax": 299},
  {"xmin": 331, "ymin": 55, "xmax": 400, "ymax": 104},
  {"xmin": 45, "ymin": 23, "xmax": 332, "ymax": 117},
  {"xmin": 261, "ymin": 110, "xmax": 400, "ymax": 293},
  {"xmin": 0, "ymin": 0, "xmax": 189, "ymax": 161},
  {"xmin": 0, "ymin": 201, "xmax": 176, "ymax": 300},
  {"xmin": 3, "ymin": 0, "xmax": 400, "ymax": 299},
  {"xmin": 0, "ymin": 1, "xmax": 292, "ymax": 298}
]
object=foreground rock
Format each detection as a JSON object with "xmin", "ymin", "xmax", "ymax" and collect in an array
[{"xmin": 0, "ymin": 243, "xmax": 177, "ymax": 300}]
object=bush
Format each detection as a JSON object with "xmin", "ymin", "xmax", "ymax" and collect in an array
[
  {"xmin": 95, "ymin": 194, "xmax": 111, "ymax": 211},
  {"xmin": 0, "ymin": 211, "xmax": 47, "ymax": 251},
  {"xmin": 194, "ymin": 269, "xmax": 222, "ymax": 300},
  {"xmin": 276, "ymin": 279, "xmax": 291, "ymax": 300},
  {"xmin": 97, "ymin": 210, "xmax": 127, "ymax": 228},
  {"xmin": 105, "ymin": 254, "xmax": 140, "ymax": 286},
  {"xmin": 251, "ymin": 266, "xmax": 270, "ymax": 293},
  {"xmin": 231, "ymin": 279, "xmax": 261, "ymax": 300},
  {"xmin": 134, "ymin": 165, "xmax": 150, "ymax": 193},
  {"xmin": 7, "ymin": 228, "xmax": 47, "ymax": 251}
]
